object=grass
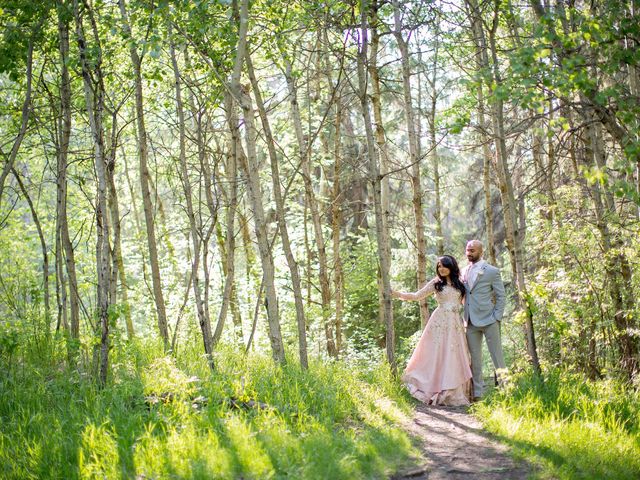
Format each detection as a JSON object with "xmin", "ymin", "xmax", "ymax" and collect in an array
[
  {"xmin": 0, "ymin": 337, "xmax": 418, "ymax": 479},
  {"xmin": 473, "ymin": 369, "xmax": 640, "ymax": 480},
  {"xmin": 5, "ymin": 330, "xmax": 639, "ymax": 480}
]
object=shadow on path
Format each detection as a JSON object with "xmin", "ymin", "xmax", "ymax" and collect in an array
[{"xmin": 391, "ymin": 403, "xmax": 534, "ymax": 480}]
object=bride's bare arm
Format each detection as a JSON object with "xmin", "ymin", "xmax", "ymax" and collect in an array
[{"xmin": 392, "ymin": 278, "xmax": 437, "ymax": 301}]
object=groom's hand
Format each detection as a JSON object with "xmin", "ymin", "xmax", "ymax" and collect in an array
[{"xmin": 492, "ymin": 270, "xmax": 506, "ymax": 320}]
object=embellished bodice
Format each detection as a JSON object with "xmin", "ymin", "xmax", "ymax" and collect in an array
[
  {"xmin": 395, "ymin": 277, "xmax": 463, "ymax": 312},
  {"xmin": 434, "ymin": 285, "xmax": 463, "ymax": 312}
]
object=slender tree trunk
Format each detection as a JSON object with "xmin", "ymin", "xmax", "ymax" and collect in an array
[
  {"xmin": 185, "ymin": 69, "xmax": 216, "ymax": 339},
  {"xmin": 427, "ymin": 34, "xmax": 444, "ymax": 258},
  {"xmin": 55, "ymin": 228, "xmax": 68, "ymax": 333},
  {"xmin": 209, "ymin": 105, "xmax": 243, "ymax": 344},
  {"xmin": 356, "ymin": 0, "xmax": 395, "ymax": 372},
  {"xmin": 369, "ymin": 2, "xmax": 391, "ymax": 235},
  {"xmin": 169, "ymin": 32, "xmax": 214, "ymax": 369},
  {"xmin": 74, "ymin": 0, "xmax": 111, "ymax": 385},
  {"xmin": 230, "ymin": 0, "xmax": 285, "ymax": 364},
  {"xmin": 236, "ymin": 85, "xmax": 285, "ymax": 364},
  {"xmin": 304, "ymin": 198, "xmax": 312, "ymax": 306},
  {"xmin": 115, "ymin": 245, "xmax": 133, "ymax": 338},
  {"xmin": 57, "ymin": 4, "xmax": 81, "ymax": 342},
  {"xmin": 246, "ymin": 55, "xmax": 308, "ymax": 368},
  {"xmin": 122, "ymin": 147, "xmax": 151, "ymax": 298},
  {"xmin": 332, "ymin": 100, "xmax": 344, "ymax": 354},
  {"xmin": 282, "ymin": 56, "xmax": 336, "ymax": 358},
  {"xmin": 479, "ymin": 98, "xmax": 497, "ymax": 265},
  {"xmin": 471, "ymin": 11, "xmax": 497, "ymax": 265},
  {"xmin": 106, "ymin": 110, "xmax": 133, "ymax": 339},
  {"xmin": 118, "ymin": 0, "xmax": 169, "ymax": 348},
  {"xmin": 369, "ymin": 3, "xmax": 401, "ymax": 329},
  {"xmin": 212, "ymin": 91, "xmax": 240, "ymax": 346},
  {"xmin": 239, "ymin": 206, "xmax": 259, "ymax": 319},
  {"xmin": 546, "ymin": 100, "xmax": 557, "ymax": 213},
  {"xmin": 392, "ymin": 1, "xmax": 431, "ymax": 326},
  {"xmin": 429, "ymin": 87, "xmax": 443, "ymax": 258},
  {"xmin": 320, "ymin": 27, "xmax": 345, "ymax": 355},
  {"xmin": 106, "ymin": 146, "xmax": 119, "ymax": 306}
]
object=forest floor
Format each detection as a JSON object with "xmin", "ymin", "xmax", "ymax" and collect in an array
[{"xmin": 392, "ymin": 403, "xmax": 533, "ymax": 480}]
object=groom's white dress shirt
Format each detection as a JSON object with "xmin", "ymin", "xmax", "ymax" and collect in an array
[{"xmin": 465, "ymin": 259, "xmax": 486, "ymax": 289}]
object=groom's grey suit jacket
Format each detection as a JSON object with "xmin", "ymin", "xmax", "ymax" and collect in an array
[{"xmin": 462, "ymin": 262, "xmax": 505, "ymax": 327}]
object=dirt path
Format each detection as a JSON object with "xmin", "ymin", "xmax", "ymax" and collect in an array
[{"xmin": 392, "ymin": 404, "xmax": 532, "ymax": 479}]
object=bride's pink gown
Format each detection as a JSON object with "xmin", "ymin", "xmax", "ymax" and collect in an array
[{"xmin": 398, "ymin": 278, "xmax": 472, "ymax": 406}]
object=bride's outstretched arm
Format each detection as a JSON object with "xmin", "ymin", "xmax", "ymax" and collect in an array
[{"xmin": 391, "ymin": 278, "xmax": 437, "ymax": 301}]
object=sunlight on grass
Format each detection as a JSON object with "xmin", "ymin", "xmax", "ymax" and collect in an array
[
  {"xmin": 474, "ymin": 370, "xmax": 640, "ymax": 480},
  {"xmin": 79, "ymin": 423, "xmax": 119, "ymax": 480},
  {"xmin": 141, "ymin": 356, "xmax": 200, "ymax": 399},
  {"xmin": 133, "ymin": 422, "xmax": 234, "ymax": 479},
  {"xmin": 224, "ymin": 414, "xmax": 275, "ymax": 478},
  {"xmin": 253, "ymin": 413, "xmax": 304, "ymax": 475},
  {"xmin": 0, "ymin": 344, "xmax": 417, "ymax": 479}
]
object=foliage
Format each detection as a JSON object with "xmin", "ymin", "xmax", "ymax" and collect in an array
[
  {"xmin": 0, "ymin": 335, "xmax": 418, "ymax": 479},
  {"xmin": 525, "ymin": 185, "xmax": 640, "ymax": 377},
  {"xmin": 475, "ymin": 368, "xmax": 640, "ymax": 479},
  {"xmin": 342, "ymin": 236, "xmax": 385, "ymax": 351},
  {"xmin": 0, "ymin": 0, "xmax": 51, "ymax": 79},
  {"xmin": 508, "ymin": 4, "xmax": 640, "ymax": 205}
]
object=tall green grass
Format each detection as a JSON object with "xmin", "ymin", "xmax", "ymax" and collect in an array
[
  {"xmin": 473, "ymin": 369, "xmax": 640, "ymax": 480},
  {"xmin": 0, "ymin": 337, "xmax": 417, "ymax": 479}
]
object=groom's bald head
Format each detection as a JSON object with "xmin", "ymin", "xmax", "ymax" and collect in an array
[
  {"xmin": 467, "ymin": 240, "xmax": 483, "ymax": 251},
  {"xmin": 466, "ymin": 240, "xmax": 484, "ymax": 263}
]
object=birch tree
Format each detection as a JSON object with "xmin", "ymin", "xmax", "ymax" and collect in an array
[{"xmin": 118, "ymin": 0, "xmax": 169, "ymax": 348}]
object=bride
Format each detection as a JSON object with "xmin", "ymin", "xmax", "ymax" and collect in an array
[{"xmin": 392, "ymin": 255, "xmax": 472, "ymax": 406}]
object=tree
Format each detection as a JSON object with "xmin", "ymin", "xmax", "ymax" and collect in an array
[
  {"xmin": 169, "ymin": 26, "xmax": 214, "ymax": 370},
  {"xmin": 118, "ymin": 0, "xmax": 169, "ymax": 348},
  {"xmin": 465, "ymin": 0, "xmax": 540, "ymax": 375},
  {"xmin": 230, "ymin": 0, "xmax": 285, "ymax": 364},
  {"xmin": 74, "ymin": 0, "xmax": 113, "ymax": 384},
  {"xmin": 356, "ymin": 0, "xmax": 395, "ymax": 372},
  {"xmin": 392, "ymin": 0, "xmax": 430, "ymax": 327}
]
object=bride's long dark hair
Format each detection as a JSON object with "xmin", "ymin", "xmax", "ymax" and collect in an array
[{"xmin": 434, "ymin": 255, "xmax": 466, "ymax": 298}]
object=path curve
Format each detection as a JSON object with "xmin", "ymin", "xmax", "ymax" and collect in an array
[{"xmin": 392, "ymin": 404, "xmax": 532, "ymax": 479}]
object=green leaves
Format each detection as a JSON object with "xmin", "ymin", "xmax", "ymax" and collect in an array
[
  {"xmin": 492, "ymin": 84, "xmax": 510, "ymax": 101},
  {"xmin": 0, "ymin": 1, "xmax": 52, "ymax": 78},
  {"xmin": 533, "ymin": 48, "xmax": 551, "ymax": 61},
  {"xmin": 581, "ymin": 165, "xmax": 608, "ymax": 187},
  {"xmin": 0, "ymin": 324, "xmax": 19, "ymax": 362},
  {"xmin": 447, "ymin": 112, "xmax": 470, "ymax": 135}
]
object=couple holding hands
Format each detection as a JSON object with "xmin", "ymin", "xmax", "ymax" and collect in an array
[{"xmin": 392, "ymin": 240, "xmax": 507, "ymax": 406}]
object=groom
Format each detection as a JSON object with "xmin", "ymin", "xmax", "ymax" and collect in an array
[{"xmin": 461, "ymin": 240, "xmax": 506, "ymax": 401}]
